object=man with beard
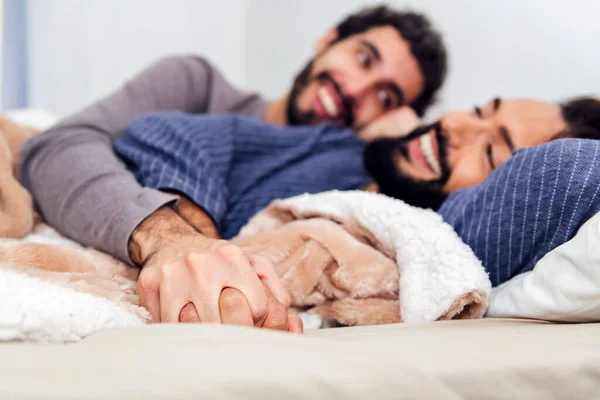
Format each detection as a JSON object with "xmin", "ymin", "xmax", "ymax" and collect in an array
[
  {"xmin": 363, "ymin": 97, "xmax": 600, "ymax": 210},
  {"xmin": 364, "ymin": 96, "xmax": 600, "ymax": 289},
  {"xmin": 108, "ymin": 95, "xmax": 600, "ymax": 328},
  {"xmin": 20, "ymin": 5, "xmax": 447, "ymax": 331}
]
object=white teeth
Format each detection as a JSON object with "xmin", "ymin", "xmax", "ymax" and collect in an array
[
  {"xmin": 420, "ymin": 133, "xmax": 441, "ymax": 175},
  {"xmin": 319, "ymin": 87, "xmax": 339, "ymax": 118}
]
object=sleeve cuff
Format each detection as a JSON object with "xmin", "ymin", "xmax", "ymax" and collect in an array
[{"xmin": 151, "ymin": 179, "xmax": 227, "ymax": 231}]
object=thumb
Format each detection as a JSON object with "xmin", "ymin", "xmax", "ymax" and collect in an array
[{"xmin": 287, "ymin": 311, "xmax": 304, "ymax": 334}]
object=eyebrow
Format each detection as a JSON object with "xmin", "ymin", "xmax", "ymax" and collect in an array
[
  {"xmin": 499, "ymin": 126, "xmax": 515, "ymax": 152},
  {"xmin": 359, "ymin": 40, "xmax": 381, "ymax": 62},
  {"xmin": 493, "ymin": 97, "xmax": 502, "ymax": 111},
  {"xmin": 491, "ymin": 97, "xmax": 514, "ymax": 152}
]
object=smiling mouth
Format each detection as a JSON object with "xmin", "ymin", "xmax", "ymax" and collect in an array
[
  {"xmin": 419, "ymin": 132, "xmax": 441, "ymax": 175},
  {"xmin": 318, "ymin": 86, "xmax": 340, "ymax": 118},
  {"xmin": 406, "ymin": 127, "xmax": 443, "ymax": 178},
  {"xmin": 314, "ymin": 77, "xmax": 348, "ymax": 123}
]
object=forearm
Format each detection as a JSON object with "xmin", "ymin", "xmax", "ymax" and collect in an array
[
  {"xmin": 21, "ymin": 131, "xmax": 178, "ymax": 262},
  {"xmin": 19, "ymin": 55, "xmax": 213, "ymax": 262}
]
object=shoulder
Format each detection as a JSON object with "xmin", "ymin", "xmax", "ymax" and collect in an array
[
  {"xmin": 146, "ymin": 54, "xmax": 214, "ymax": 73},
  {"xmin": 142, "ymin": 54, "xmax": 266, "ymax": 116}
]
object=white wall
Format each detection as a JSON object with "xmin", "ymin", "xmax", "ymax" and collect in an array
[
  {"xmin": 22, "ymin": 0, "xmax": 600, "ymax": 119},
  {"xmin": 245, "ymin": 0, "xmax": 600, "ymax": 120},
  {"xmin": 26, "ymin": 0, "xmax": 248, "ymax": 117}
]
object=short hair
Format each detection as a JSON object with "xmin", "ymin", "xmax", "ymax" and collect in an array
[
  {"xmin": 559, "ymin": 96, "xmax": 600, "ymax": 140},
  {"xmin": 333, "ymin": 5, "xmax": 448, "ymax": 116}
]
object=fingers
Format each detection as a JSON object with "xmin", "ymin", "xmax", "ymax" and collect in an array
[
  {"xmin": 179, "ymin": 286, "xmax": 299, "ymax": 334},
  {"xmin": 140, "ymin": 237, "xmax": 289, "ymax": 329},
  {"xmin": 287, "ymin": 312, "xmax": 304, "ymax": 334},
  {"xmin": 218, "ymin": 285, "xmax": 290, "ymax": 332},
  {"xmin": 219, "ymin": 288, "xmax": 254, "ymax": 327},
  {"xmin": 211, "ymin": 242, "xmax": 269, "ymax": 325},
  {"xmin": 137, "ymin": 269, "xmax": 161, "ymax": 323},
  {"xmin": 179, "ymin": 302, "xmax": 200, "ymax": 323},
  {"xmin": 258, "ymin": 286, "xmax": 289, "ymax": 331},
  {"xmin": 249, "ymin": 255, "xmax": 291, "ymax": 309},
  {"xmin": 159, "ymin": 280, "xmax": 187, "ymax": 323},
  {"xmin": 185, "ymin": 252, "xmax": 222, "ymax": 323}
]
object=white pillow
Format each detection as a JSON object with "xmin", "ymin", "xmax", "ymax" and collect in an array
[
  {"xmin": 4, "ymin": 108, "xmax": 58, "ymax": 131},
  {"xmin": 488, "ymin": 210, "xmax": 600, "ymax": 322}
]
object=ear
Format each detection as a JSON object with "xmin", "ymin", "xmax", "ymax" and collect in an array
[{"xmin": 314, "ymin": 28, "xmax": 339, "ymax": 55}]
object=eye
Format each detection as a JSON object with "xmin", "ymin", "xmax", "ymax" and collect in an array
[
  {"xmin": 486, "ymin": 144, "xmax": 495, "ymax": 170},
  {"xmin": 358, "ymin": 51, "xmax": 371, "ymax": 68},
  {"xmin": 377, "ymin": 89, "xmax": 400, "ymax": 110},
  {"xmin": 474, "ymin": 106, "xmax": 483, "ymax": 117},
  {"xmin": 378, "ymin": 90, "xmax": 393, "ymax": 109}
]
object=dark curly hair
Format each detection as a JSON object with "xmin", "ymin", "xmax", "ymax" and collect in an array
[
  {"xmin": 333, "ymin": 5, "xmax": 448, "ymax": 117},
  {"xmin": 558, "ymin": 97, "xmax": 600, "ymax": 140}
]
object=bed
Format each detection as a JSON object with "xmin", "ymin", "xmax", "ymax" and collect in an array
[
  {"xmin": 1, "ymin": 319, "xmax": 599, "ymax": 399},
  {"xmin": 3, "ymin": 109, "xmax": 600, "ymax": 399}
]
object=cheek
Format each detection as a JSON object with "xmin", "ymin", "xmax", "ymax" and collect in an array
[
  {"xmin": 296, "ymin": 81, "xmax": 319, "ymax": 109},
  {"xmin": 316, "ymin": 47, "xmax": 356, "ymax": 72},
  {"xmin": 353, "ymin": 99, "xmax": 383, "ymax": 128},
  {"xmin": 442, "ymin": 158, "xmax": 490, "ymax": 193}
]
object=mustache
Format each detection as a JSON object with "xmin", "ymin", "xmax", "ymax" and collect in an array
[{"xmin": 316, "ymin": 71, "xmax": 354, "ymax": 127}]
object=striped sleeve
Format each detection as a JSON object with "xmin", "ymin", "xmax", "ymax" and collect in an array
[
  {"xmin": 114, "ymin": 112, "xmax": 235, "ymax": 230},
  {"xmin": 439, "ymin": 139, "xmax": 600, "ymax": 286}
]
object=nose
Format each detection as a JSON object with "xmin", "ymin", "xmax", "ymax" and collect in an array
[
  {"xmin": 339, "ymin": 71, "xmax": 379, "ymax": 106},
  {"xmin": 441, "ymin": 111, "xmax": 493, "ymax": 149}
]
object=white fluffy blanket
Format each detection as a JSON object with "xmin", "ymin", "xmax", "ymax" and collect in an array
[
  {"xmin": 0, "ymin": 191, "xmax": 491, "ymax": 343},
  {"xmin": 0, "ymin": 226, "xmax": 144, "ymax": 342},
  {"xmin": 241, "ymin": 191, "xmax": 492, "ymax": 323}
]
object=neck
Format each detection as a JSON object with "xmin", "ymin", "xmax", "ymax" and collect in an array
[{"xmin": 264, "ymin": 95, "xmax": 290, "ymax": 126}]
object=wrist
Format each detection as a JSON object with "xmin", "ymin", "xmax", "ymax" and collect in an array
[
  {"xmin": 175, "ymin": 196, "xmax": 220, "ymax": 239},
  {"xmin": 128, "ymin": 207, "xmax": 208, "ymax": 265}
]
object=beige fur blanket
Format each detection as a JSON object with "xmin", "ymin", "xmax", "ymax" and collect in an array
[
  {"xmin": 1, "ymin": 190, "xmax": 491, "ymax": 337},
  {"xmin": 235, "ymin": 191, "xmax": 491, "ymax": 326}
]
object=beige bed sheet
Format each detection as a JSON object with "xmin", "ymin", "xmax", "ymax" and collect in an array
[{"xmin": 1, "ymin": 318, "xmax": 599, "ymax": 399}]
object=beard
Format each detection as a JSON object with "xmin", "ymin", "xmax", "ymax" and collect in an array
[
  {"xmin": 286, "ymin": 58, "xmax": 354, "ymax": 127},
  {"xmin": 363, "ymin": 122, "xmax": 451, "ymax": 210}
]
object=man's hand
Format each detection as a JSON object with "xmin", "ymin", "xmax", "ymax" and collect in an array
[
  {"xmin": 129, "ymin": 207, "xmax": 291, "ymax": 327},
  {"xmin": 180, "ymin": 287, "xmax": 304, "ymax": 333}
]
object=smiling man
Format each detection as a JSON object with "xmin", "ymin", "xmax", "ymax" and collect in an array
[
  {"xmin": 262, "ymin": 7, "xmax": 446, "ymax": 128},
  {"xmin": 364, "ymin": 97, "xmax": 600, "ymax": 210},
  {"xmin": 20, "ymin": 5, "xmax": 447, "ymax": 330}
]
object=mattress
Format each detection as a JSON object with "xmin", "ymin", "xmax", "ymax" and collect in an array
[{"xmin": 1, "ymin": 318, "xmax": 599, "ymax": 399}]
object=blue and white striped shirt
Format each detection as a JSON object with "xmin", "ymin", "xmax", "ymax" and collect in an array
[
  {"xmin": 114, "ymin": 112, "xmax": 372, "ymax": 239},
  {"xmin": 440, "ymin": 139, "xmax": 600, "ymax": 286}
]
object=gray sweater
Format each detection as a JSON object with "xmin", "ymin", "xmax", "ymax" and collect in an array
[{"xmin": 19, "ymin": 55, "xmax": 268, "ymax": 263}]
